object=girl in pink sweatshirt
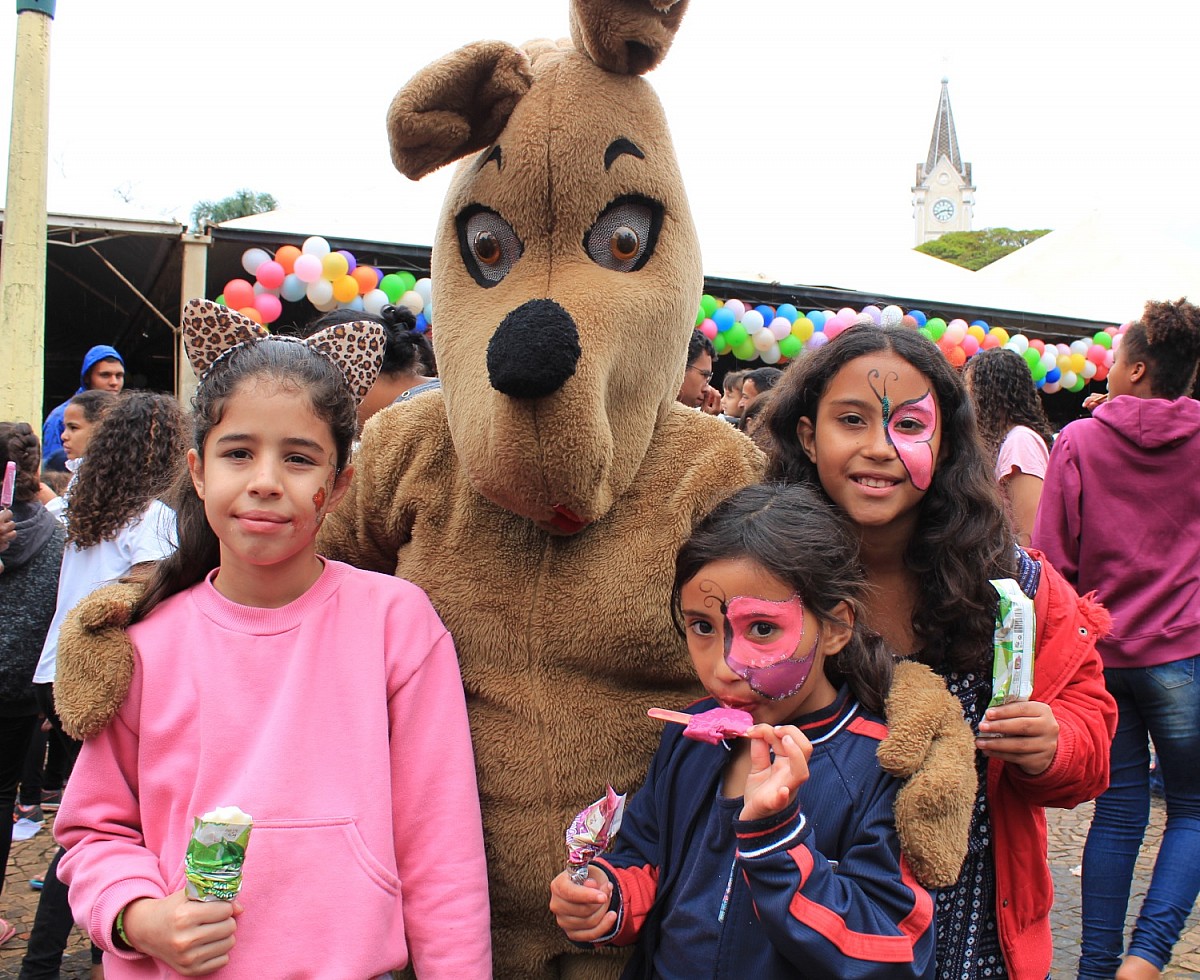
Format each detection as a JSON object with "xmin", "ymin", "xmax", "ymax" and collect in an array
[{"xmin": 55, "ymin": 300, "xmax": 491, "ymax": 979}]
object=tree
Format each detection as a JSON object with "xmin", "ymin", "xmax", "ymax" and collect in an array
[
  {"xmin": 190, "ymin": 190, "xmax": 278, "ymax": 232},
  {"xmin": 915, "ymin": 228, "xmax": 1051, "ymax": 271}
]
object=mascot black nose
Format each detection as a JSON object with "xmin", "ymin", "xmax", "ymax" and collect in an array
[{"xmin": 486, "ymin": 299, "xmax": 582, "ymax": 399}]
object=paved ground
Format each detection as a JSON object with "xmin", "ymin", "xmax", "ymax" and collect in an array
[{"xmin": 3, "ymin": 800, "xmax": 1199, "ymax": 978}]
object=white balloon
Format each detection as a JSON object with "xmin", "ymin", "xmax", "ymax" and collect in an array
[
  {"xmin": 397, "ymin": 290, "xmax": 425, "ymax": 315},
  {"xmin": 363, "ymin": 289, "xmax": 389, "ymax": 315},
  {"xmin": 752, "ymin": 327, "xmax": 776, "ymax": 351},
  {"xmin": 881, "ymin": 305, "xmax": 903, "ymax": 327},
  {"xmin": 414, "ymin": 277, "xmax": 433, "ymax": 305},
  {"xmin": 1082, "ymin": 360, "xmax": 1098, "ymax": 379},
  {"xmin": 724, "ymin": 298, "xmax": 746, "ymax": 320},
  {"xmin": 301, "ymin": 236, "xmax": 331, "ymax": 257},
  {"xmin": 241, "ymin": 248, "xmax": 272, "ymax": 276},
  {"xmin": 1070, "ymin": 340, "xmax": 1090, "ymax": 356},
  {"xmin": 759, "ymin": 343, "xmax": 782, "ymax": 364},
  {"xmin": 306, "ymin": 279, "xmax": 334, "ymax": 306},
  {"xmin": 741, "ymin": 309, "xmax": 765, "ymax": 334},
  {"xmin": 769, "ymin": 316, "xmax": 791, "ymax": 341}
]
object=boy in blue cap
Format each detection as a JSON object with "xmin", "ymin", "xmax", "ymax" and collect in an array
[{"xmin": 41, "ymin": 345, "xmax": 124, "ymax": 463}]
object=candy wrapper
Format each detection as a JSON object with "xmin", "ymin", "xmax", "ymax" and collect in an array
[
  {"xmin": 184, "ymin": 806, "xmax": 253, "ymax": 901},
  {"xmin": 565, "ymin": 786, "xmax": 626, "ymax": 884},
  {"xmin": 2, "ymin": 461, "xmax": 15, "ymax": 508},
  {"xmin": 984, "ymin": 579, "xmax": 1036, "ymax": 724}
]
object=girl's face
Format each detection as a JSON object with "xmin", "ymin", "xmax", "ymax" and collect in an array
[
  {"xmin": 679, "ymin": 557, "xmax": 848, "ymax": 727},
  {"xmin": 61, "ymin": 403, "xmax": 98, "ymax": 460},
  {"xmin": 797, "ymin": 352, "xmax": 942, "ymax": 534},
  {"xmin": 188, "ymin": 378, "xmax": 352, "ymax": 606},
  {"xmin": 721, "ymin": 383, "xmax": 743, "ymax": 417}
]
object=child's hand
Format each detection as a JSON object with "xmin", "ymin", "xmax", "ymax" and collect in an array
[
  {"xmin": 121, "ymin": 890, "xmax": 243, "ymax": 976},
  {"xmin": 977, "ymin": 700, "xmax": 1060, "ymax": 775},
  {"xmin": 741, "ymin": 724, "xmax": 812, "ymax": 822},
  {"xmin": 549, "ymin": 867, "xmax": 616, "ymax": 942}
]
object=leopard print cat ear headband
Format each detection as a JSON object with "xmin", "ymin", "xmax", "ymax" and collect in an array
[{"xmin": 181, "ymin": 299, "xmax": 386, "ymax": 404}]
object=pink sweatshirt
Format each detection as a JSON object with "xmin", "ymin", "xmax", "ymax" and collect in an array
[{"xmin": 56, "ymin": 560, "xmax": 491, "ymax": 979}]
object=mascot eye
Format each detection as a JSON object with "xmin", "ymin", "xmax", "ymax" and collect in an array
[
  {"xmin": 456, "ymin": 206, "xmax": 524, "ymax": 288},
  {"xmin": 585, "ymin": 196, "xmax": 662, "ymax": 273}
]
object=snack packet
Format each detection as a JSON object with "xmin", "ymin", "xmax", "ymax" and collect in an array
[
  {"xmin": 184, "ymin": 806, "xmax": 253, "ymax": 901},
  {"xmin": 986, "ymin": 578, "xmax": 1036, "ymax": 715},
  {"xmin": 565, "ymin": 786, "xmax": 626, "ymax": 884}
]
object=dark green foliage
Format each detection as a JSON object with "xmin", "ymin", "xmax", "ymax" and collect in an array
[
  {"xmin": 190, "ymin": 190, "xmax": 278, "ymax": 232},
  {"xmin": 915, "ymin": 228, "xmax": 1051, "ymax": 271}
]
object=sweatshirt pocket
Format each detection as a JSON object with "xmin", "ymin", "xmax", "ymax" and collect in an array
[{"xmin": 247, "ymin": 816, "xmax": 401, "ymax": 898}]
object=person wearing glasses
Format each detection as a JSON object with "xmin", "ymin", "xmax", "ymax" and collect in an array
[{"xmin": 677, "ymin": 329, "xmax": 721, "ymax": 412}]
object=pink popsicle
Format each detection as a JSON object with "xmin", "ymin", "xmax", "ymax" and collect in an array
[
  {"xmin": 648, "ymin": 706, "xmax": 754, "ymax": 745},
  {"xmin": 1, "ymin": 461, "xmax": 15, "ymax": 508}
]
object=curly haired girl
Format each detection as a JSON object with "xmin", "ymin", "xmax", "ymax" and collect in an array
[
  {"xmin": 963, "ymin": 347, "xmax": 1056, "ymax": 546},
  {"xmin": 763, "ymin": 324, "xmax": 1116, "ymax": 979}
]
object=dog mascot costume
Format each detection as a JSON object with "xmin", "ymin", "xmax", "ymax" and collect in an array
[{"xmin": 56, "ymin": 1, "xmax": 974, "ymax": 976}]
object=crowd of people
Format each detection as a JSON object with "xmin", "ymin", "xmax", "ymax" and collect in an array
[{"xmin": 1, "ymin": 296, "xmax": 1198, "ymax": 979}]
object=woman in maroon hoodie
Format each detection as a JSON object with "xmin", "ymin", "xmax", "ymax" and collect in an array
[{"xmin": 1034, "ymin": 297, "xmax": 1200, "ymax": 980}]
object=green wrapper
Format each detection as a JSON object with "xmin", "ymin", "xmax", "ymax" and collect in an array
[
  {"xmin": 987, "ymin": 578, "xmax": 1036, "ymax": 712},
  {"xmin": 184, "ymin": 816, "xmax": 252, "ymax": 902}
]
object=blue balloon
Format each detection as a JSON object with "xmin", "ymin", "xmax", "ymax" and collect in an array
[
  {"xmin": 1045, "ymin": 367, "xmax": 1061, "ymax": 384},
  {"xmin": 806, "ymin": 310, "xmax": 827, "ymax": 329},
  {"xmin": 971, "ymin": 319, "xmax": 990, "ymax": 330},
  {"xmin": 712, "ymin": 307, "xmax": 737, "ymax": 332},
  {"xmin": 776, "ymin": 303, "xmax": 799, "ymax": 323},
  {"xmin": 909, "ymin": 310, "xmax": 928, "ymax": 327},
  {"xmin": 754, "ymin": 304, "xmax": 775, "ymax": 325},
  {"xmin": 414, "ymin": 313, "xmax": 429, "ymax": 334}
]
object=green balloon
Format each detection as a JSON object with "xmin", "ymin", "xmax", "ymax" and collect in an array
[
  {"xmin": 215, "ymin": 294, "xmax": 226, "ymax": 307},
  {"xmin": 918, "ymin": 327, "xmax": 934, "ymax": 342},
  {"xmin": 694, "ymin": 307, "xmax": 704, "ymax": 327},
  {"xmin": 733, "ymin": 339, "xmax": 757, "ymax": 361},
  {"xmin": 1069, "ymin": 375, "xmax": 1087, "ymax": 393},
  {"xmin": 926, "ymin": 317, "xmax": 947, "ymax": 341},
  {"xmin": 379, "ymin": 274, "xmax": 404, "ymax": 303},
  {"xmin": 1093, "ymin": 331, "xmax": 1112, "ymax": 349},
  {"xmin": 726, "ymin": 323, "xmax": 748, "ymax": 347},
  {"xmin": 778, "ymin": 335, "xmax": 802, "ymax": 359},
  {"xmin": 713, "ymin": 333, "xmax": 729, "ymax": 355},
  {"xmin": 396, "ymin": 271, "xmax": 417, "ymax": 294},
  {"xmin": 1023, "ymin": 348, "xmax": 1041, "ymax": 369},
  {"xmin": 700, "ymin": 294, "xmax": 719, "ymax": 318},
  {"xmin": 1031, "ymin": 362, "xmax": 1047, "ymax": 381}
]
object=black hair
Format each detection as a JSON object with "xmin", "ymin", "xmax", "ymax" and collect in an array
[
  {"xmin": 742, "ymin": 366, "xmax": 783, "ymax": 393},
  {"xmin": 67, "ymin": 388, "xmax": 120, "ymax": 423},
  {"xmin": 134, "ymin": 339, "xmax": 358, "ymax": 622},
  {"xmin": 963, "ymin": 347, "xmax": 1056, "ymax": 460},
  {"xmin": 0, "ymin": 422, "xmax": 44, "ymax": 504},
  {"xmin": 1120, "ymin": 297, "xmax": 1200, "ymax": 399},
  {"xmin": 722, "ymin": 369, "xmax": 747, "ymax": 394},
  {"xmin": 671, "ymin": 483, "xmax": 893, "ymax": 715},
  {"xmin": 307, "ymin": 304, "xmax": 434, "ymax": 378},
  {"xmin": 686, "ymin": 328, "xmax": 715, "ymax": 366},
  {"xmin": 764, "ymin": 325, "xmax": 1015, "ymax": 672}
]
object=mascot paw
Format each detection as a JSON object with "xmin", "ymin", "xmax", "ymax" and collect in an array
[
  {"xmin": 879, "ymin": 660, "xmax": 975, "ymax": 889},
  {"xmin": 55, "ymin": 581, "xmax": 144, "ymax": 741}
]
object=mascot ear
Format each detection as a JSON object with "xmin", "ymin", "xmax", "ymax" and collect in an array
[
  {"xmin": 387, "ymin": 40, "xmax": 534, "ymax": 180},
  {"xmin": 569, "ymin": 0, "xmax": 690, "ymax": 75}
]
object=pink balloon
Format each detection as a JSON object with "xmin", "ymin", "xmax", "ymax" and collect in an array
[
  {"xmin": 254, "ymin": 292, "xmax": 282, "ymax": 324},
  {"xmin": 293, "ymin": 254, "xmax": 323, "ymax": 283},
  {"xmin": 699, "ymin": 317, "xmax": 718, "ymax": 340},
  {"xmin": 961, "ymin": 334, "xmax": 980, "ymax": 357},
  {"xmin": 255, "ymin": 260, "xmax": 285, "ymax": 290},
  {"xmin": 1087, "ymin": 344, "xmax": 1107, "ymax": 365}
]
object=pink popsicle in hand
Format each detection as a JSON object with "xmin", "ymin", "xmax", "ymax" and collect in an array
[
  {"xmin": 648, "ymin": 706, "xmax": 754, "ymax": 745},
  {"xmin": 1, "ymin": 461, "xmax": 15, "ymax": 508}
]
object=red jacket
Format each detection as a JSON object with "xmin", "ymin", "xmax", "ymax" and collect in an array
[{"xmin": 988, "ymin": 552, "xmax": 1116, "ymax": 978}]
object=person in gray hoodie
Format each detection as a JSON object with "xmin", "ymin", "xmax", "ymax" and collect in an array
[
  {"xmin": 0, "ymin": 422, "xmax": 65, "ymax": 947},
  {"xmin": 1034, "ymin": 297, "xmax": 1200, "ymax": 980}
]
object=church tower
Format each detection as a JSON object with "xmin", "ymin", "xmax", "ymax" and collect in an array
[{"xmin": 912, "ymin": 78, "xmax": 975, "ymax": 245}]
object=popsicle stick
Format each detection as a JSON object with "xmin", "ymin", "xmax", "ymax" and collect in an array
[{"xmin": 647, "ymin": 707, "xmax": 693, "ymax": 726}]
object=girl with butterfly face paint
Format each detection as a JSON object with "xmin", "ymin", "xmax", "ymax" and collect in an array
[
  {"xmin": 765, "ymin": 325, "xmax": 1116, "ymax": 980},
  {"xmin": 550, "ymin": 485, "xmax": 940, "ymax": 978}
]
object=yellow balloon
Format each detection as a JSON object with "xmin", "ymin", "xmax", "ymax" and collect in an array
[
  {"xmin": 791, "ymin": 317, "xmax": 814, "ymax": 341},
  {"xmin": 989, "ymin": 327, "xmax": 1010, "ymax": 346},
  {"xmin": 1057, "ymin": 354, "xmax": 1071, "ymax": 371},
  {"xmin": 967, "ymin": 324, "xmax": 986, "ymax": 342},
  {"xmin": 321, "ymin": 251, "xmax": 349, "ymax": 281},
  {"xmin": 1069, "ymin": 353, "xmax": 1086, "ymax": 374}
]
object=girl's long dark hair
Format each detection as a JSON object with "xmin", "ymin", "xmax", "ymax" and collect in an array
[
  {"xmin": 133, "ymin": 339, "xmax": 359, "ymax": 623},
  {"xmin": 963, "ymin": 347, "xmax": 1056, "ymax": 461},
  {"xmin": 66, "ymin": 392, "xmax": 186, "ymax": 549},
  {"xmin": 763, "ymin": 326, "xmax": 1016, "ymax": 673},
  {"xmin": 671, "ymin": 483, "xmax": 893, "ymax": 715}
]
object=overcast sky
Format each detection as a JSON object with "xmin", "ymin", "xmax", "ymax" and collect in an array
[{"xmin": 1, "ymin": 1, "xmax": 1197, "ymax": 272}]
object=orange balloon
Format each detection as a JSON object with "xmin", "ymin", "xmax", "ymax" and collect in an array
[
  {"xmin": 274, "ymin": 245, "xmax": 301, "ymax": 275},
  {"xmin": 238, "ymin": 306, "xmax": 265, "ymax": 325},
  {"xmin": 331, "ymin": 275, "xmax": 359, "ymax": 304},
  {"xmin": 351, "ymin": 266, "xmax": 378, "ymax": 295},
  {"xmin": 946, "ymin": 346, "xmax": 967, "ymax": 368}
]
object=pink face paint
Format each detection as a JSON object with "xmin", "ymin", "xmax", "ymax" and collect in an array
[
  {"xmin": 312, "ymin": 486, "xmax": 327, "ymax": 512},
  {"xmin": 723, "ymin": 594, "xmax": 819, "ymax": 700},
  {"xmin": 869, "ymin": 371, "xmax": 939, "ymax": 492}
]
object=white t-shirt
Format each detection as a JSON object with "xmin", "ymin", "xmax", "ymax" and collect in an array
[{"xmin": 34, "ymin": 499, "xmax": 177, "ymax": 684}]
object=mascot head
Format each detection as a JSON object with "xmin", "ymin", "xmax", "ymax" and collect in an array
[{"xmin": 387, "ymin": 0, "xmax": 699, "ymax": 535}]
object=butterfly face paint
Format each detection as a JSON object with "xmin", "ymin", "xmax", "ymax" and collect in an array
[
  {"xmin": 869, "ymin": 370, "xmax": 939, "ymax": 491},
  {"xmin": 723, "ymin": 594, "xmax": 820, "ymax": 700}
]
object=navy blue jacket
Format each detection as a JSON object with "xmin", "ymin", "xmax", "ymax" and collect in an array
[{"xmin": 593, "ymin": 688, "xmax": 935, "ymax": 979}]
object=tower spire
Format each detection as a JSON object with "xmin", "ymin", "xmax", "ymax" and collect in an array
[{"xmin": 925, "ymin": 78, "xmax": 964, "ymax": 176}]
